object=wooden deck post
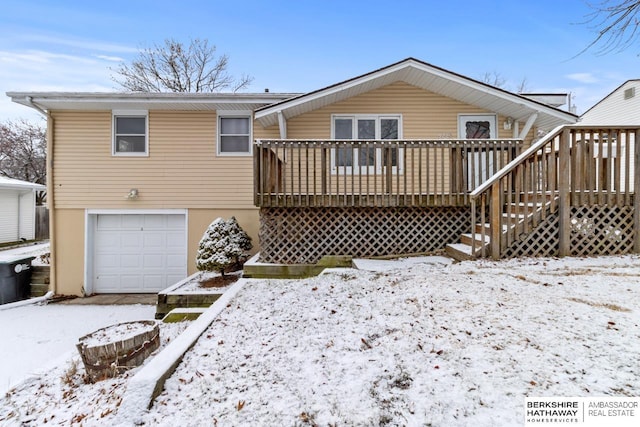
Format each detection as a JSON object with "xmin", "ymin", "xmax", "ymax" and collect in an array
[
  {"xmin": 253, "ymin": 145, "xmax": 260, "ymax": 206},
  {"xmin": 321, "ymin": 147, "xmax": 327, "ymax": 200},
  {"xmin": 558, "ymin": 127, "xmax": 571, "ymax": 256},
  {"xmin": 633, "ymin": 130, "xmax": 640, "ymax": 252},
  {"xmin": 490, "ymin": 181, "xmax": 501, "ymax": 259}
]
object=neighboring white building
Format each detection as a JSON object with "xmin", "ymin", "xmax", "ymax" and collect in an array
[
  {"xmin": 0, "ymin": 177, "xmax": 46, "ymax": 244},
  {"xmin": 581, "ymin": 79, "xmax": 640, "ymax": 124}
]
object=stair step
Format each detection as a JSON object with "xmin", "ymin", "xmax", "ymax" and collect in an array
[
  {"xmin": 475, "ymin": 223, "xmax": 511, "ymax": 234},
  {"xmin": 460, "ymin": 233, "xmax": 491, "ymax": 246},
  {"xmin": 30, "ymin": 283, "xmax": 49, "ymax": 297},
  {"xmin": 162, "ymin": 307, "xmax": 208, "ymax": 323},
  {"xmin": 506, "ymin": 202, "xmax": 543, "ymax": 214},
  {"xmin": 502, "ymin": 212, "xmax": 527, "ymax": 219},
  {"xmin": 445, "ymin": 243, "xmax": 488, "ymax": 261},
  {"xmin": 519, "ymin": 192, "xmax": 558, "ymax": 202}
]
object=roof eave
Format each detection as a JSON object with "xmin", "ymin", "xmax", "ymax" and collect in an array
[
  {"xmin": 6, "ymin": 92, "xmax": 301, "ymax": 113},
  {"xmin": 254, "ymin": 58, "xmax": 577, "ymax": 128}
]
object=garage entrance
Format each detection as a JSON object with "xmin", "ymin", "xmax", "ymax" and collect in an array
[{"xmin": 90, "ymin": 213, "xmax": 186, "ymax": 293}]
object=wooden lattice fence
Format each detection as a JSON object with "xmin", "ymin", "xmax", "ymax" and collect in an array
[
  {"xmin": 259, "ymin": 207, "xmax": 471, "ymax": 264},
  {"xmin": 503, "ymin": 205, "xmax": 635, "ymax": 258}
]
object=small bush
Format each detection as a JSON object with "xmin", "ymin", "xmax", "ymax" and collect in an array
[{"xmin": 195, "ymin": 217, "xmax": 252, "ymax": 276}]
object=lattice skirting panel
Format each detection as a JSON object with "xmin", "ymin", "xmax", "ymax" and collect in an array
[
  {"xmin": 259, "ymin": 207, "xmax": 471, "ymax": 264},
  {"xmin": 503, "ymin": 213, "xmax": 560, "ymax": 258},
  {"xmin": 503, "ymin": 205, "xmax": 635, "ymax": 258},
  {"xmin": 570, "ymin": 205, "xmax": 634, "ymax": 256}
]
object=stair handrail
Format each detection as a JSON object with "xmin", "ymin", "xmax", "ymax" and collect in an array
[
  {"xmin": 469, "ymin": 124, "xmax": 566, "ymax": 200},
  {"xmin": 468, "ymin": 124, "xmax": 567, "ymax": 259}
]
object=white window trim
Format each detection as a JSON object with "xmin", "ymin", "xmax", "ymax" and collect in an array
[
  {"xmin": 457, "ymin": 114, "xmax": 497, "ymax": 139},
  {"xmin": 217, "ymin": 110, "xmax": 253, "ymax": 157},
  {"xmin": 330, "ymin": 114, "xmax": 403, "ymax": 175},
  {"xmin": 112, "ymin": 110, "xmax": 149, "ymax": 157}
]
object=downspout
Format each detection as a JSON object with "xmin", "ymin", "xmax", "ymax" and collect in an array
[
  {"xmin": 46, "ymin": 113, "xmax": 55, "ymax": 295},
  {"xmin": 25, "ymin": 96, "xmax": 47, "ymax": 117},
  {"xmin": 25, "ymin": 96, "xmax": 57, "ymax": 295}
]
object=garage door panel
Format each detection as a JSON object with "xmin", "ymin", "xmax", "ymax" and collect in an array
[
  {"xmin": 143, "ymin": 232, "xmax": 165, "ymax": 248},
  {"xmin": 143, "ymin": 254, "xmax": 164, "ymax": 268},
  {"xmin": 143, "ymin": 214, "xmax": 170, "ymax": 229},
  {"xmin": 95, "ymin": 233, "xmax": 120, "ymax": 251},
  {"xmin": 120, "ymin": 232, "xmax": 142, "ymax": 248},
  {"xmin": 94, "ymin": 253, "xmax": 119, "ymax": 268},
  {"xmin": 166, "ymin": 231, "xmax": 185, "ymax": 249},
  {"xmin": 94, "ymin": 274, "xmax": 119, "ymax": 292},
  {"xmin": 97, "ymin": 215, "xmax": 121, "ymax": 229},
  {"xmin": 120, "ymin": 254, "xmax": 141, "ymax": 268},
  {"xmin": 143, "ymin": 275, "xmax": 163, "ymax": 290},
  {"xmin": 166, "ymin": 214, "xmax": 185, "ymax": 228},
  {"xmin": 120, "ymin": 274, "xmax": 144, "ymax": 290},
  {"xmin": 93, "ymin": 214, "xmax": 186, "ymax": 293},
  {"xmin": 166, "ymin": 254, "xmax": 185, "ymax": 268},
  {"xmin": 121, "ymin": 215, "xmax": 143, "ymax": 229}
]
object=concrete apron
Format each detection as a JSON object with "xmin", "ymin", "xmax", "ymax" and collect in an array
[{"xmin": 52, "ymin": 294, "xmax": 157, "ymax": 305}]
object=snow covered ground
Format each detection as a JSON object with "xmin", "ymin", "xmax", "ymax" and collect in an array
[
  {"xmin": 0, "ymin": 303, "xmax": 155, "ymax": 394},
  {"xmin": 1, "ymin": 255, "xmax": 639, "ymax": 426},
  {"xmin": 0, "ymin": 241, "xmax": 50, "ymax": 265}
]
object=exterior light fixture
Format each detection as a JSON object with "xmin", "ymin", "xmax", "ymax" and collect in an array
[
  {"xmin": 503, "ymin": 117, "xmax": 514, "ymax": 130},
  {"xmin": 126, "ymin": 188, "xmax": 139, "ymax": 200}
]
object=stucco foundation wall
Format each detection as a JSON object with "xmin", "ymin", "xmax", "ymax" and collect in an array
[{"xmin": 53, "ymin": 209, "xmax": 85, "ymax": 296}]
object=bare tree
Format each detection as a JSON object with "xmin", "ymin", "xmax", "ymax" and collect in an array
[
  {"xmin": 481, "ymin": 72, "xmax": 529, "ymax": 93},
  {"xmin": 481, "ymin": 71, "xmax": 507, "ymax": 88},
  {"xmin": 112, "ymin": 38, "xmax": 253, "ymax": 93},
  {"xmin": 0, "ymin": 120, "xmax": 47, "ymax": 204},
  {"xmin": 581, "ymin": 0, "xmax": 640, "ymax": 54},
  {"xmin": 515, "ymin": 77, "xmax": 529, "ymax": 94}
]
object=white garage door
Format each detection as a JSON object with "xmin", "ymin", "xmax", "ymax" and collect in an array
[{"xmin": 93, "ymin": 214, "xmax": 186, "ymax": 293}]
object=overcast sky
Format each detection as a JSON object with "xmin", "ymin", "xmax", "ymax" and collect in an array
[{"xmin": 1, "ymin": 0, "xmax": 638, "ymax": 122}]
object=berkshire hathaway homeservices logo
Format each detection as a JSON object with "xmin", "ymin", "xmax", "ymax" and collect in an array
[{"xmin": 525, "ymin": 397, "xmax": 639, "ymax": 426}]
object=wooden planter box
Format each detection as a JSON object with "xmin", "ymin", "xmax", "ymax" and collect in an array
[
  {"xmin": 155, "ymin": 272, "xmax": 234, "ymax": 319},
  {"xmin": 76, "ymin": 320, "xmax": 160, "ymax": 382}
]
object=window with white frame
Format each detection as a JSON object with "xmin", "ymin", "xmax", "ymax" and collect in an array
[
  {"xmin": 332, "ymin": 114, "xmax": 402, "ymax": 173},
  {"xmin": 112, "ymin": 111, "xmax": 148, "ymax": 156},
  {"xmin": 218, "ymin": 112, "xmax": 252, "ymax": 155}
]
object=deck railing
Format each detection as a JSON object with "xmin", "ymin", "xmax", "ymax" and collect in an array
[
  {"xmin": 470, "ymin": 125, "xmax": 640, "ymax": 258},
  {"xmin": 254, "ymin": 139, "xmax": 523, "ymax": 208}
]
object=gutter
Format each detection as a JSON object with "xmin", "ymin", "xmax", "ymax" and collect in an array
[{"xmin": 25, "ymin": 96, "xmax": 47, "ymax": 117}]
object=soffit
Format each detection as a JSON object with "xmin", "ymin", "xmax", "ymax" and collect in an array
[
  {"xmin": 255, "ymin": 58, "xmax": 577, "ymax": 131},
  {"xmin": 6, "ymin": 92, "xmax": 300, "ymax": 113}
]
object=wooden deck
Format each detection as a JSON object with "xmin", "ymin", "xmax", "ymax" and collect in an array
[{"xmin": 254, "ymin": 126, "xmax": 640, "ymax": 264}]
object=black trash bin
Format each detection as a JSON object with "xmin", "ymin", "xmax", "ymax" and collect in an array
[{"xmin": 0, "ymin": 256, "xmax": 36, "ymax": 305}]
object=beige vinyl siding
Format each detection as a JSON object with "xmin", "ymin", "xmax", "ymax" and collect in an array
[
  {"xmin": 286, "ymin": 82, "xmax": 520, "ymax": 140},
  {"xmin": 52, "ymin": 111, "xmax": 256, "ymax": 209}
]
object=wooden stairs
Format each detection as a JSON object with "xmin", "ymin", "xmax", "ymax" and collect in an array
[{"xmin": 446, "ymin": 194, "xmax": 559, "ymax": 261}]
